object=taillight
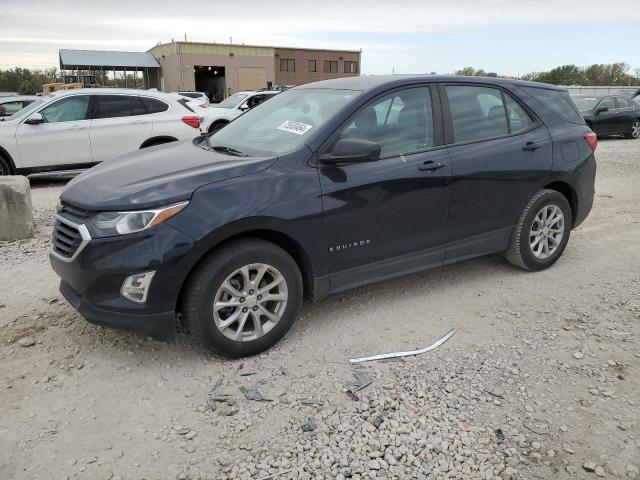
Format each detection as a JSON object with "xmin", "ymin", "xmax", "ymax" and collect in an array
[
  {"xmin": 199, "ymin": 103, "xmax": 208, "ymax": 108},
  {"xmin": 583, "ymin": 131, "xmax": 597, "ymax": 152},
  {"xmin": 181, "ymin": 116, "xmax": 200, "ymax": 129}
]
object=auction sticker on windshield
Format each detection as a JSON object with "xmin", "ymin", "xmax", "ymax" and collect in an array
[{"xmin": 277, "ymin": 120, "xmax": 313, "ymax": 135}]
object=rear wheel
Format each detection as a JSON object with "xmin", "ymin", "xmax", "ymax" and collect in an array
[
  {"xmin": 624, "ymin": 119, "xmax": 640, "ymax": 139},
  {"xmin": 505, "ymin": 189, "xmax": 572, "ymax": 271},
  {"xmin": 183, "ymin": 238, "xmax": 303, "ymax": 357}
]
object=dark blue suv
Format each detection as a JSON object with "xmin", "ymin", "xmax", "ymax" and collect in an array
[{"xmin": 50, "ymin": 75, "xmax": 596, "ymax": 357}]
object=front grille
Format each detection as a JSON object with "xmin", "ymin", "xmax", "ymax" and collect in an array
[
  {"xmin": 58, "ymin": 201, "xmax": 93, "ymax": 223},
  {"xmin": 52, "ymin": 219, "xmax": 83, "ymax": 259},
  {"xmin": 51, "ymin": 201, "xmax": 92, "ymax": 260}
]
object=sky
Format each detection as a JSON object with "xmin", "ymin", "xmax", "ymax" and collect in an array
[{"xmin": 1, "ymin": 0, "xmax": 639, "ymax": 76}]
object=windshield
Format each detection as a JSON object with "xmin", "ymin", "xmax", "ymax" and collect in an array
[
  {"xmin": 216, "ymin": 93, "xmax": 249, "ymax": 108},
  {"xmin": 5, "ymin": 98, "xmax": 44, "ymax": 120},
  {"xmin": 205, "ymin": 88, "xmax": 360, "ymax": 156},
  {"xmin": 571, "ymin": 96, "xmax": 600, "ymax": 111}
]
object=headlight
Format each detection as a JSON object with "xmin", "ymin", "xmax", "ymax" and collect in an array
[{"xmin": 85, "ymin": 201, "xmax": 188, "ymax": 238}]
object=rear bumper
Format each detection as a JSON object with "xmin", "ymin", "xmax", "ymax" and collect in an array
[{"xmin": 60, "ymin": 280, "xmax": 176, "ymax": 341}]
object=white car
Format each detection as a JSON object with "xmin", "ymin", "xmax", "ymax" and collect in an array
[
  {"xmin": 200, "ymin": 91, "xmax": 281, "ymax": 134},
  {"xmin": 0, "ymin": 96, "xmax": 40, "ymax": 118},
  {"xmin": 0, "ymin": 89, "xmax": 204, "ymax": 176}
]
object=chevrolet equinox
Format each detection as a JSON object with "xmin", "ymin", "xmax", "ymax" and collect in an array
[{"xmin": 50, "ymin": 75, "xmax": 597, "ymax": 357}]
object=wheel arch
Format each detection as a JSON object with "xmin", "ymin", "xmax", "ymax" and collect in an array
[
  {"xmin": 0, "ymin": 144, "xmax": 17, "ymax": 174},
  {"xmin": 543, "ymin": 181, "xmax": 578, "ymax": 226},
  {"xmin": 176, "ymin": 227, "xmax": 317, "ymax": 316},
  {"xmin": 208, "ymin": 119, "xmax": 229, "ymax": 133},
  {"xmin": 139, "ymin": 136, "xmax": 178, "ymax": 149}
]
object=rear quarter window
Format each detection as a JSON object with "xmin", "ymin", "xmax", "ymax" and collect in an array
[
  {"xmin": 141, "ymin": 97, "xmax": 169, "ymax": 114},
  {"xmin": 520, "ymin": 86, "xmax": 584, "ymax": 124}
]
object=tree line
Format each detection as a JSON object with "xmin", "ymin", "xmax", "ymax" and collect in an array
[
  {"xmin": 454, "ymin": 63, "xmax": 640, "ymax": 86},
  {"xmin": 0, "ymin": 67, "xmax": 146, "ymax": 95}
]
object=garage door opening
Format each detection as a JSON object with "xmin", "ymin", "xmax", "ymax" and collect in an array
[{"xmin": 194, "ymin": 66, "xmax": 225, "ymax": 103}]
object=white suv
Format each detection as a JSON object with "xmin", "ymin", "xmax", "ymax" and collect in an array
[
  {"xmin": 0, "ymin": 89, "xmax": 203, "ymax": 176},
  {"xmin": 201, "ymin": 91, "xmax": 280, "ymax": 134}
]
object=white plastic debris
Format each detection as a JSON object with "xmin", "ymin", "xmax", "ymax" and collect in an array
[{"xmin": 349, "ymin": 329, "xmax": 456, "ymax": 364}]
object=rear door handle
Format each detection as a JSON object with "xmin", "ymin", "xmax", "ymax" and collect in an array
[
  {"xmin": 418, "ymin": 161, "xmax": 445, "ymax": 172},
  {"xmin": 522, "ymin": 142, "xmax": 543, "ymax": 151}
]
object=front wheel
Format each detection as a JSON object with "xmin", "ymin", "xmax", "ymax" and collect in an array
[
  {"xmin": 624, "ymin": 119, "xmax": 640, "ymax": 139},
  {"xmin": 182, "ymin": 238, "xmax": 303, "ymax": 357},
  {"xmin": 0, "ymin": 156, "xmax": 11, "ymax": 176},
  {"xmin": 504, "ymin": 189, "xmax": 572, "ymax": 271}
]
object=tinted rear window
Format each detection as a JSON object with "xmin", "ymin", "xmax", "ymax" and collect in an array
[
  {"xmin": 141, "ymin": 97, "xmax": 169, "ymax": 114},
  {"xmin": 520, "ymin": 87, "xmax": 583, "ymax": 124}
]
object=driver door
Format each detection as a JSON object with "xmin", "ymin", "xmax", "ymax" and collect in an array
[
  {"xmin": 16, "ymin": 94, "xmax": 93, "ymax": 169},
  {"xmin": 318, "ymin": 86, "xmax": 450, "ymax": 292}
]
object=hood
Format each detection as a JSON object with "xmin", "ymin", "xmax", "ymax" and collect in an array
[{"xmin": 61, "ymin": 140, "xmax": 276, "ymax": 211}]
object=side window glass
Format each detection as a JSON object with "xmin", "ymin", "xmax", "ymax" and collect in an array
[
  {"xmin": 599, "ymin": 97, "xmax": 615, "ymax": 109},
  {"xmin": 40, "ymin": 96, "xmax": 90, "ymax": 123},
  {"xmin": 446, "ymin": 86, "xmax": 508, "ymax": 142},
  {"xmin": 504, "ymin": 95, "xmax": 534, "ymax": 134},
  {"xmin": 615, "ymin": 97, "xmax": 630, "ymax": 108},
  {"xmin": 141, "ymin": 97, "xmax": 169, "ymax": 114},
  {"xmin": 131, "ymin": 96, "xmax": 147, "ymax": 115},
  {"xmin": 0, "ymin": 101, "xmax": 24, "ymax": 116},
  {"xmin": 94, "ymin": 95, "xmax": 132, "ymax": 119},
  {"xmin": 339, "ymin": 87, "xmax": 433, "ymax": 157}
]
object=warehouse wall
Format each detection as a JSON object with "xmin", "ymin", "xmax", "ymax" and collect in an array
[
  {"xmin": 150, "ymin": 42, "xmax": 275, "ymax": 94},
  {"xmin": 274, "ymin": 48, "xmax": 361, "ymax": 86}
]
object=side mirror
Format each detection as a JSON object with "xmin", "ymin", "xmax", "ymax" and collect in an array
[
  {"xmin": 24, "ymin": 112, "xmax": 44, "ymax": 125},
  {"xmin": 596, "ymin": 106, "xmax": 609, "ymax": 114},
  {"xmin": 319, "ymin": 138, "xmax": 381, "ymax": 165},
  {"xmin": 238, "ymin": 103, "xmax": 249, "ymax": 111}
]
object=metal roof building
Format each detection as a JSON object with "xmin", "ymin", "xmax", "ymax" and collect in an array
[{"xmin": 59, "ymin": 49, "xmax": 160, "ymax": 70}]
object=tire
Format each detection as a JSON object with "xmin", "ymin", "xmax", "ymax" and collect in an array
[
  {"xmin": 504, "ymin": 189, "xmax": 572, "ymax": 271},
  {"xmin": 624, "ymin": 119, "xmax": 640, "ymax": 139},
  {"xmin": 0, "ymin": 156, "xmax": 10, "ymax": 176},
  {"xmin": 182, "ymin": 238, "xmax": 303, "ymax": 357},
  {"xmin": 208, "ymin": 121, "xmax": 228, "ymax": 134}
]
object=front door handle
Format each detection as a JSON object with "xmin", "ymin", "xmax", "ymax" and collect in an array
[
  {"xmin": 418, "ymin": 161, "xmax": 445, "ymax": 172},
  {"xmin": 522, "ymin": 141, "xmax": 543, "ymax": 151},
  {"xmin": 69, "ymin": 125, "xmax": 86, "ymax": 131}
]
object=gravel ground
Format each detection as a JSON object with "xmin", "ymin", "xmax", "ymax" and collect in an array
[{"xmin": 0, "ymin": 139, "xmax": 639, "ymax": 480}]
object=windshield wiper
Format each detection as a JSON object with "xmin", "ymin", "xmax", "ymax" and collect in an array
[{"xmin": 208, "ymin": 145, "xmax": 250, "ymax": 157}]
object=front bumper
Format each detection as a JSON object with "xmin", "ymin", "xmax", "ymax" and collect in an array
[{"xmin": 50, "ymin": 222, "xmax": 196, "ymax": 341}]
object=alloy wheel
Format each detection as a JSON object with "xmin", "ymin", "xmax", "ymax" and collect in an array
[
  {"xmin": 632, "ymin": 121, "xmax": 640, "ymax": 139},
  {"xmin": 529, "ymin": 205, "xmax": 565, "ymax": 260},
  {"xmin": 212, "ymin": 263, "xmax": 288, "ymax": 342}
]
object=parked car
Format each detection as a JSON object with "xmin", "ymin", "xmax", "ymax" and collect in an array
[
  {"xmin": 573, "ymin": 94, "xmax": 640, "ymax": 139},
  {"xmin": 200, "ymin": 90, "xmax": 281, "ymax": 134},
  {"xmin": 175, "ymin": 91, "xmax": 210, "ymax": 104},
  {"xmin": 0, "ymin": 89, "xmax": 203, "ymax": 176},
  {"xmin": 0, "ymin": 95, "xmax": 40, "ymax": 118},
  {"xmin": 50, "ymin": 75, "xmax": 596, "ymax": 357}
]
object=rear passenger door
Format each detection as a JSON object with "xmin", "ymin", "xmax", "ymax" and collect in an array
[
  {"xmin": 90, "ymin": 94, "xmax": 152, "ymax": 164},
  {"xmin": 441, "ymin": 84, "xmax": 552, "ymax": 260},
  {"xmin": 615, "ymin": 96, "xmax": 634, "ymax": 131},
  {"xmin": 593, "ymin": 97, "xmax": 617, "ymax": 135}
]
